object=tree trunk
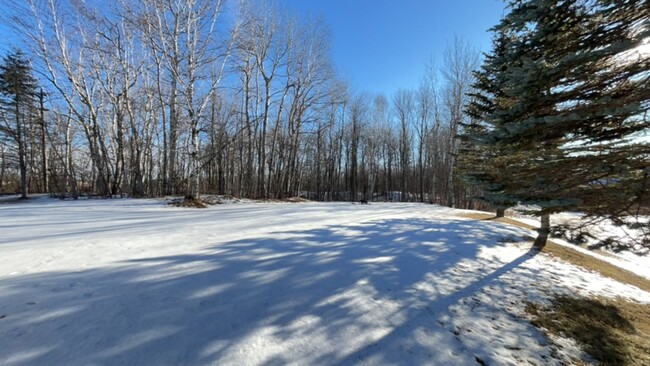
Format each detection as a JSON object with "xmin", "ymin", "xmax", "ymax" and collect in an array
[
  {"xmin": 496, "ymin": 208, "xmax": 505, "ymax": 218},
  {"xmin": 533, "ymin": 213, "xmax": 550, "ymax": 250},
  {"xmin": 0, "ymin": 146, "xmax": 5, "ymax": 194},
  {"xmin": 114, "ymin": 108, "xmax": 125, "ymax": 195},
  {"xmin": 64, "ymin": 117, "xmax": 78, "ymax": 199},
  {"xmin": 188, "ymin": 125, "xmax": 200, "ymax": 200},
  {"xmin": 39, "ymin": 89, "xmax": 49, "ymax": 193},
  {"xmin": 16, "ymin": 102, "xmax": 28, "ymax": 199},
  {"xmin": 258, "ymin": 79, "xmax": 271, "ymax": 198},
  {"xmin": 168, "ymin": 74, "xmax": 178, "ymax": 195}
]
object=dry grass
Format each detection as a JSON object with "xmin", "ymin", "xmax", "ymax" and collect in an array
[
  {"xmin": 168, "ymin": 195, "xmax": 311, "ymax": 207},
  {"xmin": 458, "ymin": 212, "xmax": 650, "ymax": 365},
  {"xmin": 258, "ymin": 196, "xmax": 311, "ymax": 203},
  {"xmin": 526, "ymin": 295, "xmax": 650, "ymax": 366},
  {"xmin": 168, "ymin": 197, "xmax": 208, "ymax": 208}
]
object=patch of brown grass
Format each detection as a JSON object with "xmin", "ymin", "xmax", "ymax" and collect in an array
[
  {"xmin": 258, "ymin": 196, "xmax": 311, "ymax": 203},
  {"xmin": 526, "ymin": 295, "xmax": 650, "ymax": 366},
  {"xmin": 459, "ymin": 212, "xmax": 650, "ymax": 365},
  {"xmin": 456, "ymin": 212, "xmax": 650, "ymax": 293},
  {"xmin": 199, "ymin": 196, "xmax": 227, "ymax": 205},
  {"xmin": 458, "ymin": 212, "xmax": 537, "ymax": 230},
  {"xmin": 168, "ymin": 197, "xmax": 208, "ymax": 208},
  {"xmin": 284, "ymin": 196, "xmax": 311, "ymax": 203}
]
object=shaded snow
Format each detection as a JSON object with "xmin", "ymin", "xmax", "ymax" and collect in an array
[
  {"xmin": 509, "ymin": 213, "xmax": 650, "ymax": 281},
  {"xmin": 1, "ymin": 198, "xmax": 648, "ymax": 365}
]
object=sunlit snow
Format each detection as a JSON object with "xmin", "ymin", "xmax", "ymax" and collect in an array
[{"xmin": 0, "ymin": 198, "xmax": 648, "ymax": 365}]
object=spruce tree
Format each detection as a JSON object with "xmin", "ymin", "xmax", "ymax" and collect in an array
[
  {"xmin": 461, "ymin": 0, "xmax": 649, "ymax": 249},
  {"xmin": 460, "ymin": 32, "xmax": 521, "ymax": 218},
  {"xmin": 0, "ymin": 49, "xmax": 38, "ymax": 199}
]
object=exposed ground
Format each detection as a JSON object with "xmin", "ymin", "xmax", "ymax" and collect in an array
[{"xmin": 461, "ymin": 212, "xmax": 650, "ymax": 366}]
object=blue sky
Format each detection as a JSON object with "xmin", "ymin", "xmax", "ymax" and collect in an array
[
  {"xmin": 281, "ymin": 0, "xmax": 507, "ymax": 95},
  {"xmin": 0, "ymin": 1, "xmax": 508, "ymax": 96}
]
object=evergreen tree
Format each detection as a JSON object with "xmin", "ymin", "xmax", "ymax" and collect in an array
[
  {"xmin": 460, "ymin": 32, "xmax": 521, "ymax": 218},
  {"xmin": 0, "ymin": 49, "xmax": 38, "ymax": 199},
  {"xmin": 461, "ymin": 0, "xmax": 650, "ymax": 249}
]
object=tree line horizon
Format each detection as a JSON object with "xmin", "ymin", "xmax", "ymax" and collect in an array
[
  {"xmin": 1, "ymin": 0, "xmax": 648, "ymax": 249},
  {"xmin": 1, "ymin": 0, "xmax": 483, "ymax": 209}
]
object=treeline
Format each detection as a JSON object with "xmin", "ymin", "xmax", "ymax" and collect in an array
[{"xmin": 1, "ymin": 0, "xmax": 485, "ymax": 207}]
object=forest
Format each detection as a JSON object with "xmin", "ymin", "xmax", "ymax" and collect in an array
[
  {"xmin": 0, "ymin": 0, "xmax": 483, "ymax": 208},
  {"xmin": 1, "ymin": 0, "xmax": 648, "ymax": 247}
]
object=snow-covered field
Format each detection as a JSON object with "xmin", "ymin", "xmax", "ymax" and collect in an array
[{"xmin": 1, "ymin": 198, "xmax": 648, "ymax": 365}]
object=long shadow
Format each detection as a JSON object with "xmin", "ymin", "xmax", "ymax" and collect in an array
[
  {"xmin": 1, "ymin": 201, "xmax": 385, "ymax": 245},
  {"xmin": 330, "ymin": 247, "xmax": 538, "ymax": 365},
  {"xmin": 0, "ymin": 216, "xmax": 538, "ymax": 365}
]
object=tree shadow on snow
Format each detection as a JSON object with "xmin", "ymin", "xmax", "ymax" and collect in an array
[{"xmin": 0, "ymin": 217, "xmax": 542, "ymax": 365}]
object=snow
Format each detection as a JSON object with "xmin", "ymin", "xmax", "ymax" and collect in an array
[
  {"xmin": 506, "ymin": 211, "xmax": 650, "ymax": 281},
  {"xmin": 1, "ymin": 198, "xmax": 648, "ymax": 365}
]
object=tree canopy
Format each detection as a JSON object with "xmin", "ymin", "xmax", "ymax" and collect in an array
[
  {"xmin": 0, "ymin": 48, "xmax": 38, "ymax": 199},
  {"xmin": 460, "ymin": 0, "xmax": 650, "ymax": 248}
]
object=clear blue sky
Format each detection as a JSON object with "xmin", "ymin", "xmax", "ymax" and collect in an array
[
  {"xmin": 281, "ymin": 0, "xmax": 507, "ymax": 95},
  {"xmin": 0, "ymin": 1, "xmax": 508, "ymax": 96}
]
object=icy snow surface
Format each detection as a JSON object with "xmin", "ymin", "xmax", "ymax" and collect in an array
[{"xmin": 1, "ymin": 198, "xmax": 648, "ymax": 365}]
